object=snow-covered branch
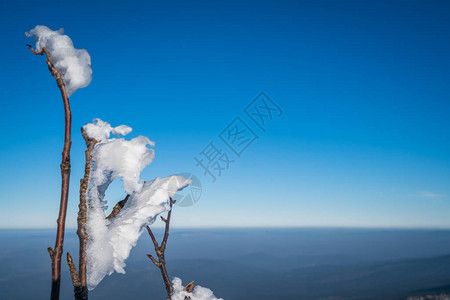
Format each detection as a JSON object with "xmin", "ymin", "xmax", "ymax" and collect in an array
[
  {"xmin": 26, "ymin": 25, "xmax": 92, "ymax": 97},
  {"xmin": 26, "ymin": 24, "xmax": 223, "ymax": 300},
  {"xmin": 172, "ymin": 278, "xmax": 223, "ymax": 300},
  {"xmin": 83, "ymin": 119, "xmax": 192, "ymax": 289}
]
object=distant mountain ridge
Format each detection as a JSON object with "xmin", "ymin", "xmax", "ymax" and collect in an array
[
  {"xmin": 163, "ymin": 253, "xmax": 450, "ymax": 300},
  {"xmin": 3, "ymin": 229, "xmax": 450, "ymax": 299}
]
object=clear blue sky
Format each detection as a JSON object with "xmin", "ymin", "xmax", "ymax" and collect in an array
[{"xmin": 0, "ymin": 0, "xmax": 449, "ymax": 228}]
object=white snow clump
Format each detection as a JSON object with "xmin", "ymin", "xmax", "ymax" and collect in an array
[
  {"xmin": 172, "ymin": 277, "xmax": 223, "ymax": 300},
  {"xmin": 25, "ymin": 25, "xmax": 92, "ymax": 97},
  {"xmin": 84, "ymin": 119, "xmax": 192, "ymax": 289}
]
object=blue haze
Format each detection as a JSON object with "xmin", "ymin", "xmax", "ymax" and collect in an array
[{"xmin": 2, "ymin": 228, "xmax": 450, "ymax": 299}]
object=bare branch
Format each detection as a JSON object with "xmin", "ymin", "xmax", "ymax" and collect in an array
[
  {"xmin": 183, "ymin": 281, "xmax": 195, "ymax": 292},
  {"xmin": 146, "ymin": 225, "xmax": 159, "ymax": 250},
  {"xmin": 48, "ymin": 247, "xmax": 54, "ymax": 259},
  {"xmin": 26, "ymin": 44, "xmax": 44, "ymax": 55},
  {"xmin": 67, "ymin": 253, "xmax": 88, "ymax": 300},
  {"xmin": 183, "ymin": 280, "xmax": 194, "ymax": 300},
  {"xmin": 146, "ymin": 198, "xmax": 176, "ymax": 299},
  {"xmin": 161, "ymin": 198, "xmax": 175, "ymax": 251},
  {"xmin": 66, "ymin": 253, "xmax": 81, "ymax": 287},
  {"xmin": 146, "ymin": 254, "xmax": 161, "ymax": 267}
]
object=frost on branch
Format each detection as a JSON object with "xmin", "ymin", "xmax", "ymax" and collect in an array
[
  {"xmin": 25, "ymin": 25, "xmax": 92, "ymax": 97},
  {"xmin": 84, "ymin": 119, "xmax": 192, "ymax": 289},
  {"xmin": 172, "ymin": 277, "xmax": 223, "ymax": 300}
]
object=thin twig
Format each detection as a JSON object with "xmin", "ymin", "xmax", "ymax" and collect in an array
[
  {"xmin": 66, "ymin": 253, "xmax": 88, "ymax": 300},
  {"xmin": 67, "ymin": 253, "xmax": 81, "ymax": 287},
  {"xmin": 105, "ymin": 195, "xmax": 130, "ymax": 220},
  {"xmin": 183, "ymin": 281, "xmax": 195, "ymax": 300},
  {"xmin": 146, "ymin": 198, "xmax": 176, "ymax": 300},
  {"xmin": 28, "ymin": 44, "xmax": 72, "ymax": 300},
  {"xmin": 183, "ymin": 281, "xmax": 195, "ymax": 292},
  {"xmin": 48, "ymin": 247, "xmax": 54, "ymax": 259}
]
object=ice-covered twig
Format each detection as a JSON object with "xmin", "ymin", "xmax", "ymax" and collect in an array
[
  {"xmin": 105, "ymin": 195, "xmax": 130, "ymax": 220},
  {"xmin": 27, "ymin": 40, "xmax": 72, "ymax": 300},
  {"xmin": 146, "ymin": 198, "xmax": 176, "ymax": 299},
  {"xmin": 78, "ymin": 129, "xmax": 98, "ymax": 290},
  {"xmin": 66, "ymin": 128, "xmax": 98, "ymax": 299}
]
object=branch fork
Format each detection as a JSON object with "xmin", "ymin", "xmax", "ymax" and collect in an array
[{"xmin": 147, "ymin": 198, "xmax": 176, "ymax": 300}]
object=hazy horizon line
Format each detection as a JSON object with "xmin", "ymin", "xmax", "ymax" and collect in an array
[{"xmin": 2, "ymin": 225, "xmax": 450, "ymax": 231}]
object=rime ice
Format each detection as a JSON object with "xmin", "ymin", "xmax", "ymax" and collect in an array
[
  {"xmin": 83, "ymin": 118, "xmax": 132, "ymax": 142},
  {"xmin": 172, "ymin": 277, "xmax": 223, "ymax": 300},
  {"xmin": 25, "ymin": 25, "xmax": 92, "ymax": 97},
  {"xmin": 84, "ymin": 119, "xmax": 192, "ymax": 289}
]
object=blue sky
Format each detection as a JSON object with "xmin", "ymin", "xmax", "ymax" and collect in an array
[{"xmin": 0, "ymin": 0, "xmax": 449, "ymax": 228}]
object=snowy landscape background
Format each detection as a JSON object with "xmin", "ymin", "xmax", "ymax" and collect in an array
[{"xmin": 2, "ymin": 228, "xmax": 450, "ymax": 300}]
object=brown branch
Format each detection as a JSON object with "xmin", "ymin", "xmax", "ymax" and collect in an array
[
  {"xmin": 183, "ymin": 281, "xmax": 195, "ymax": 292},
  {"xmin": 146, "ymin": 198, "xmax": 176, "ymax": 300},
  {"xmin": 67, "ymin": 253, "xmax": 81, "ymax": 287},
  {"xmin": 48, "ymin": 247, "xmax": 54, "ymax": 259},
  {"xmin": 26, "ymin": 44, "xmax": 44, "ymax": 55},
  {"xmin": 66, "ymin": 253, "xmax": 88, "ymax": 300},
  {"xmin": 28, "ymin": 45, "xmax": 72, "ymax": 300},
  {"xmin": 77, "ymin": 129, "xmax": 97, "ymax": 290},
  {"xmin": 105, "ymin": 195, "xmax": 130, "ymax": 220},
  {"xmin": 146, "ymin": 254, "xmax": 161, "ymax": 267}
]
